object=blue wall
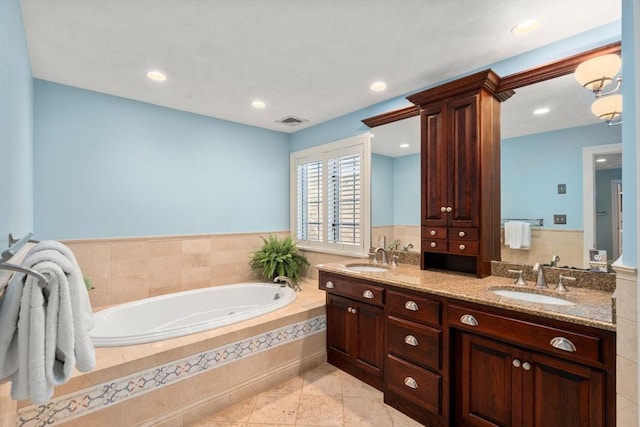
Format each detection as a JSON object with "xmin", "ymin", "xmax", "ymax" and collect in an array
[
  {"xmin": 621, "ymin": 0, "xmax": 638, "ymax": 267},
  {"xmin": 371, "ymin": 153, "xmax": 420, "ymax": 227},
  {"xmin": 34, "ymin": 81, "xmax": 290, "ymax": 239},
  {"xmin": 0, "ymin": 0, "xmax": 34, "ymax": 244},
  {"xmin": 501, "ymin": 124, "xmax": 621, "ymax": 229},
  {"xmin": 371, "ymin": 154, "xmax": 393, "ymax": 226}
]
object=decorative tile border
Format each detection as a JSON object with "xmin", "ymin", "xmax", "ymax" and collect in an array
[{"xmin": 17, "ymin": 315, "xmax": 326, "ymax": 427}]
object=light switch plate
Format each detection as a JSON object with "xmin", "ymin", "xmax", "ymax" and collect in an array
[
  {"xmin": 557, "ymin": 184, "xmax": 566, "ymax": 194},
  {"xmin": 553, "ymin": 214, "xmax": 567, "ymax": 225}
]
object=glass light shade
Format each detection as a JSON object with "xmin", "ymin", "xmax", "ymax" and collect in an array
[
  {"xmin": 575, "ymin": 54, "xmax": 621, "ymax": 92},
  {"xmin": 591, "ymin": 94, "xmax": 623, "ymax": 121}
]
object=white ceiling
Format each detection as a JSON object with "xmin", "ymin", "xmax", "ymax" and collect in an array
[{"xmin": 20, "ymin": 0, "xmax": 620, "ymax": 134}]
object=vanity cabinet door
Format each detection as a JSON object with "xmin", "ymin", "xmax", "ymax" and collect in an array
[
  {"xmin": 326, "ymin": 293, "xmax": 384, "ymax": 390},
  {"xmin": 421, "ymin": 102, "xmax": 449, "ymax": 228}
]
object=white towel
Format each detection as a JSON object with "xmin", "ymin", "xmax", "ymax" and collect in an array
[
  {"xmin": 0, "ymin": 241, "xmax": 95, "ymax": 404},
  {"xmin": 504, "ymin": 221, "xmax": 531, "ymax": 250}
]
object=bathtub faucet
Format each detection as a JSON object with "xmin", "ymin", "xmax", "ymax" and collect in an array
[{"xmin": 274, "ymin": 276, "xmax": 301, "ymax": 292}]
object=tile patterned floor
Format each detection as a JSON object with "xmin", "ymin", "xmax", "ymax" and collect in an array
[{"xmin": 190, "ymin": 363, "xmax": 424, "ymax": 427}]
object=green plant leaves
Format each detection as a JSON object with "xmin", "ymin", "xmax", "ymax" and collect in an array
[{"xmin": 249, "ymin": 235, "xmax": 309, "ymax": 283}]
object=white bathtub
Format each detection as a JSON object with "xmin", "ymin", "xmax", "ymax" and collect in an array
[{"xmin": 90, "ymin": 283, "xmax": 297, "ymax": 347}]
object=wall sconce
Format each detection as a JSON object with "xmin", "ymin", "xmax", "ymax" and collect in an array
[{"xmin": 575, "ymin": 54, "xmax": 623, "ymax": 126}]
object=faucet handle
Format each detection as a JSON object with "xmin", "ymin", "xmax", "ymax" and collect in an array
[
  {"xmin": 392, "ymin": 254, "xmax": 399, "ymax": 268},
  {"xmin": 508, "ymin": 269, "xmax": 527, "ymax": 287},
  {"xmin": 556, "ymin": 274, "xmax": 575, "ymax": 293}
]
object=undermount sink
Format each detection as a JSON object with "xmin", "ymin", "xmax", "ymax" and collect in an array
[
  {"xmin": 344, "ymin": 264, "xmax": 389, "ymax": 273},
  {"xmin": 491, "ymin": 289, "xmax": 575, "ymax": 306}
]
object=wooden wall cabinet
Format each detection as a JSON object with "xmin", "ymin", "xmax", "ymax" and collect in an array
[
  {"xmin": 320, "ymin": 272, "xmax": 385, "ymax": 389},
  {"xmin": 407, "ymin": 70, "xmax": 509, "ymax": 277}
]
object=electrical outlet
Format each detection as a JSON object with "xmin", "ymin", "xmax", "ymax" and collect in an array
[
  {"xmin": 557, "ymin": 184, "xmax": 566, "ymax": 194},
  {"xmin": 553, "ymin": 214, "xmax": 567, "ymax": 225}
]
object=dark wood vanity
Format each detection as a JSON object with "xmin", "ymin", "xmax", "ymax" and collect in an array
[{"xmin": 318, "ymin": 268, "xmax": 616, "ymax": 427}]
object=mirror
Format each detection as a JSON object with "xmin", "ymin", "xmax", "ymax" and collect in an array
[{"xmin": 368, "ymin": 42, "xmax": 622, "ymax": 268}]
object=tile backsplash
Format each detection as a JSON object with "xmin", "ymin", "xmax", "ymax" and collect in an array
[{"xmin": 64, "ymin": 231, "xmax": 289, "ymax": 307}]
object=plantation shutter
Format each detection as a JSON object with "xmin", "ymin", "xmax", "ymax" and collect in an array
[
  {"xmin": 327, "ymin": 153, "xmax": 360, "ymax": 246},
  {"xmin": 296, "ymin": 160, "xmax": 323, "ymax": 243}
]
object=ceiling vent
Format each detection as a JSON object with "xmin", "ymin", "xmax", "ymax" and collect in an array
[{"xmin": 275, "ymin": 115, "xmax": 309, "ymax": 127}]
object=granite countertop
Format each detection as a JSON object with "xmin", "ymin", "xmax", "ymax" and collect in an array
[{"xmin": 316, "ymin": 261, "xmax": 615, "ymax": 331}]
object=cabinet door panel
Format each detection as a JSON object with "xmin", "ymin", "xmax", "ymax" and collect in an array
[
  {"xmin": 450, "ymin": 94, "xmax": 480, "ymax": 228},
  {"xmin": 326, "ymin": 294, "xmax": 351, "ymax": 357},
  {"xmin": 458, "ymin": 333, "xmax": 521, "ymax": 427},
  {"xmin": 524, "ymin": 352, "xmax": 605, "ymax": 427},
  {"xmin": 354, "ymin": 301, "xmax": 385, "ymax": 375},
  {"xmin": 421, "ymin": 105, "xmax": 449, "ymax": 227}
]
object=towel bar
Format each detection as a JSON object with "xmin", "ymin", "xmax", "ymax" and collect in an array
[{"xmin": 0, "ymin": 232, "xmax": 48, "ymax": 286}]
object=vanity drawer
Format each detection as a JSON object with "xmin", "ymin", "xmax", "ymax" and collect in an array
[
  {"xmin": 387, "ymin": 289, "xmax": 441, "ymax": 326},
  {"xmin": 448, "ymin": 240, "xmax": 479, "ymax": 255},
  {"xmin": 387, "ymin": 316, "xmax": 441, "ymax": 370},
  {"xmin": 422, "ymin": 227, "xmax": 448, "ymax": 239},
  {"xmin": 319, "ymin": 273, "xmax": 384, "ymax": 306},
  {"xmin": 422, "ymin": 238, "xmax": 448, "ymax": 253},
  {"xmin": 449, "ymin": 227, "xmax": 478, "ymax": 241},
  {"xmin": 448, "ymin": 304, "xmax": 603, "ymax": 365},
  {"xmin": 386, "ymin": 354, "xmax": 441, "ymax": 415}
]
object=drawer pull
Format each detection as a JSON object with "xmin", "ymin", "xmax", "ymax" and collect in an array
[
  {"xmin": 522, "ymin": 362, "xmax": 531, "ymax": 371},
  {"xmin": 430, "ymin": 230, "xmax": 437, "ymax": 236},
  {"xmin": 512, "ymin": 358, "xmax": 521, "ymax": 368},
  {"xmin": 460, "ymin": 314, "xmax": 478, "ymax": 326},
  {"xmin": 458, "ymin": 231, "xmax": 466, "ymax": 237},
  {"xmin": 363, "ymin": 290, "xmax": 374, "ymax": 299},
  {"xmin": 430, "ymin": 242, "xmax": 437, "ymax": 248},
  {"xmin": 459, "ymin": 244, "xmax": 466, "ymax": 250},
  {"xmin": 550, "ymin": 337, "xmax": 577, "ymax": 352},
  {"xmin": 325, "ymin": 280, "xmax": 335, "ymax": 289},
  {"xmin": 404, "ymin": 377, "xmax": 418, "ymax": 389},
  {"xmin": 404, "ymin": 301, "xmax": 419, "ymax": 311},
  {"xmin": 404, "ymin": 335, "xmax": 419, "ymax": 346}
]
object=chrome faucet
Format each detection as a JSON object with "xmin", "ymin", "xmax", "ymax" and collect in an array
[
  {"xmin": 532, "ymin": 263, "xmax": 548, "ymax": 289},
  {"xmin": 274, "ymin": 276, "xmax": 301, "ymax": 292},
  {"xmin": 549, "ymin": 254, "xmax": 560, "ymax": 268},
  {"xmin": 374, "ymin": 247, "xmax": 388, "ymax": 264}
]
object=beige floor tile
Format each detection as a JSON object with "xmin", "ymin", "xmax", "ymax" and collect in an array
[
  {"xmin": 267, "ymin": 375, "xmax": 304, "ymax": 395},
  {"xmin": 342, "ymin": 396, "xmax": 393, "ymax": 427},
  {"xmin": 302, "ymin": 369, "xmax": 342, "ymax": 396},
  {"xmin": 294, "ymin": 394, "xmax": 343, "ymax": 426},
  {"xmin": 387, "ymin": 405, "xmax": 425, "ymax": 427},
  {"xmin": 191, "ymin": 422, "xmax": 246, "ymax": 427},
  {"xmin": 341, "ymin": 371, "xmax": 382, "ymax": 398},
  {"xmin": 247, "ymin": 393, "xmax": 300, "ymax": 424},
  {"xmin": 205, "ymin": 396, "xmax": 257, "ymax": 423}
]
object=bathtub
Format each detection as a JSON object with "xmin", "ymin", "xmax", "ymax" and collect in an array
[{"xmin": 90, "ymin": 282, "xmax": 297, "ymax": 347}]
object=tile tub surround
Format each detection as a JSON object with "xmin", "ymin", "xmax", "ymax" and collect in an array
[
  {"xmin": 15, "ymin": 284, "xmax": 326, "ymax": 427},
  {"xmin": 317, "ymin": 261, "xmax": 615, "ymax": 331},
  {"xmin": 62, "ymin": 231, "xmax": 290, "ymax": 307}
]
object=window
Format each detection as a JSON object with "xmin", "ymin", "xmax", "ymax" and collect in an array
[{"xmin": 291, "ymin": 134, "xmax": 370, "ymax": 256}]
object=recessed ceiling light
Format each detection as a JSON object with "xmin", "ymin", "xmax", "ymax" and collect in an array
[
  {"xmin": 370, "ymin": 81, "xmax": 387, "ymax": 92},
  {"xmin": 146, "ymin": 71, "xmax": 167, "ymax": 81},
  {"xmin": 596, "ymin": 158, "xmax": 607, "ymax": 163},
  {"xmin": 533, "ymin": 107, "xmax": 550, "ymax": 115},
  {"xmin": 511, "ymin": 19, "xmax": 540, "ymax": 35},
  {"xmin": 251, "ymin": 100, "xmax": 266, "ymax": 109},
  {"xmin": 400, "ymin": 143, "xmax": 410, "ymax": 148}
]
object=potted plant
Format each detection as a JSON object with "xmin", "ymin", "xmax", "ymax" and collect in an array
[{"xmin": 249, "ymin": 235, "xmax": 309, "ymax": 283}]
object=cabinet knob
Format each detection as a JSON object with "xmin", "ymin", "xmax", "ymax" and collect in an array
[
  {"xmin": 430, "ymin": 230, "xmax": 437, "ymax": 236},
  {"xmin": 550, "ymin": 337, "xmax": 577, "ymax": 352},
  {"xmin": 459, "ymin": 244, "xmax": 466, "ymax": 250},
  {"xmin": 430, "ymin": 242, "xmax": 437, "ymax": 248},
  {"xmin": 440, "ymin": 206, "xmax": 447, "ymax": 212},
  {"xmin": 404, "ymin": 377, "xmax": 418, "ymax": 389},
  {"xmin": 363, "ymin": 290, "xmax": 374, "ymax": 299},
  {"xmin": 404, "ymin": 335, "xmax": 419, "ymax": 346},
  {"xmin": 446, "ymin": 206, "xmax": 453, "ymax": 213},
  {"xmin": 404, "ymin": 301, "xmax": 419, "ymax": 311},
  {"xmin": 325, "ymin": 280, "xmax": 335, "ymax": 289},
  {"xmin": 458, "ymin": 231, "xmax": 466, "ymax": 237},
  {"xmin": 347, "ymin": 307, "xmax": 358, "ymax": 314},
  {"xmin": 512, "ymin": 359, "xmax": 521, "ymax": 368},
  {"xmin": 522, "ymin": 362, "xmax": 531, "ymax": 371},
  {"xmin": 460, "ymin": 314, "xmax": 478, "ymax": 326}
]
